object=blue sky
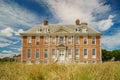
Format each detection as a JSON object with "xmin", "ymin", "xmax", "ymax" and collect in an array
[{"xmin": 0, "ymin": 0, "xmax": 120, "ymax": 57}]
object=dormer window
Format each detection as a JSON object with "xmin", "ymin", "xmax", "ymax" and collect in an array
[
  {"xmin": 40, "ymin": 29, "xmax": 43, "ymax": 32},
  {"xmin": 36, "ymin": 27, "xmax": 43, "ymax": 33},
  {"xmin": 46, "ymin": 28, "xmax": 50, "ymax": 33},
  {"xmin": 75, "ymin": 28, "xmax": 80, "ymax": 32},
  {"xmin": 82, "ymin": 28, "xmax": 87, "ymax": 33}
]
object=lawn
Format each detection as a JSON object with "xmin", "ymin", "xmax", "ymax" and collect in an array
[{"xmin": 0, "ymin": 62, "xmax": 120, "ymax": 80}]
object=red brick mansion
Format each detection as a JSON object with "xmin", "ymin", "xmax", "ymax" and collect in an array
[{"xmin": 20, "ymin": 19, "xmax": 102, "ymax": 64}]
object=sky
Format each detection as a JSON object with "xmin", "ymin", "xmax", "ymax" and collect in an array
[{"xmin": 0, "ymin": 0, "xmax": 120, "ymax": 57}]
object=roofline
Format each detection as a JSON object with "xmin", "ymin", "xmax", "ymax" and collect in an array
[{"xmin": 20, "ymin": 32, "xmax": 102, "ymax": 36}]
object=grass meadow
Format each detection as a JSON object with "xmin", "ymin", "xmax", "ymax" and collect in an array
[{"xmin": 0, "ymin": 62, "xmax": 120, "ymax": 80}]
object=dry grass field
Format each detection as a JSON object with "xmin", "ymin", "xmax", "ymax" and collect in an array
[{"xmin": 0, "ymin": 62, "xmax": 120, "ymax": 80}]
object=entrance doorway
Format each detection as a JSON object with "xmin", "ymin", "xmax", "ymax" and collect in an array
[{"xmin": 59, "ymin": 49, "xmax": 65, "ymax": 60}]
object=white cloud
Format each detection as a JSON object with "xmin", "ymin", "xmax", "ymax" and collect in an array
[
  {"xmin": 15, "ymin": 29, "xmax": 24, "ymax": 36},
  {"xmin": 40, "ymin": 0, "xmax": 111, "ymax": 25},
  {"xmin": 0, "ymin": 0, "xmax": 41, "ymax": 29},
  {"xmin": 0, "ymin": 27, "xmax": 14, "ymax": 37},
  {"xmin": 102, "ymin": 32, "xmax": 120, "ymax": 50},
  {"xmin": 0, "ymin": 43, "xmax": 10, "ymax": 47},
  {"xmin": 0, "ymin": 54, "xmax": 14, "ymax": 58},
  {"xmin": 98, "ymin": 15, "xmax": 115, "ymax": 31},
  {"xmin": 2, "ymin": 50, "xmax": 13, "ymax": 53}
]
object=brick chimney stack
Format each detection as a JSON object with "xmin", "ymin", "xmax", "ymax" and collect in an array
[
  {"xmin": 75, "ymin": 19, "xmax": 80, "ymax": 25},
  {"xmin": 44, "ymin": 19, "xmax": 48, "ymax": 25}
]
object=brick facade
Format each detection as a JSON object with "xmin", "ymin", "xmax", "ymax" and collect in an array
[{"xmin": 20, "ymin": 19, "xmax": 102, "ymax": 64}]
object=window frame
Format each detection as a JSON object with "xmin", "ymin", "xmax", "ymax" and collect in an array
[
  {"xmin": 68, "ymin": 36, "xmax": 72, "ymax": 44},
  {"xmin": 27, "ymin": 49, "xmax": 31, "ymax": 59},
  {"xmin": 36, "ymin": 49, "xmax": 40, "ymax": 59},
  {"xmin": 59, "ymin": 36, "xmax": 64, "ymax": 44},
  {"xmin": 67, "ymin": 49, "xmax": 72, "ymax": 58},
  {"xmin": 92, "ymin": 37, "xmax": 96, "ymax": 45},
  {"xmin": 84, "ymin": 48, "xmax": 88, "ymax": 58},
  {"xmin": 92, "ymin": 48, "xmax": 96, "ymax": 58},
  {"xmin": 75, "ymin": 36, "xmax": 79, "ymax": 44},
  {"xmin": 36, "ymin": 36, "xmax": 40, "ymax": 45},
  {"xmin": 27, "ymin": 36, "xmax": 32, "ymax": 44},
  {"xmin": 44, "ymin": 36, "xmax": 49, "ymax": 44},
  {"xmin": 52, "ymin": 36, "xmax": 56, "ymax": 44},
  {"xmin": 83, "ymin": 36, "xmax": 88, "ymax": 45},
  {"xmin": 75, "ymin": 49, "xmax": 79, "ymax": 60},
  {"xmin": 44, "ymin": 49, "xmax": 48, "ymax": 58},
  {"xmin": 52, "ymin": 49, "xmax": 56, "ymax": 59}
]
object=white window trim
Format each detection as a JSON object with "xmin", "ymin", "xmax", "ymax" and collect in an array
[
  {"xmin": 75, "ymin": 36, "xmax": 80, "ymax": 44},
  {"xmin": 67, "ymin": 36, "xmax": 72, "ymax": 44},
  {"xmin": 27, "ymin": 36, "xmax": 32, "ymax": 44},
  {"xmin": 75, "ymin": 49, "xmax": 79, "ymax": 58},
  {"xmin": 67, "ymin": 48, "xmax": 72, "ymax": 58},
  {"xmin": 92, "ymin": 48, "xmax": 96, "ymax": 58},
  {"xmin": 27, "ymin": 48, "xmax": 31, "ymax": 59},
  {"xmin": 75, "ymin": 27, "xmax": 80, "ymax": 33},
  {"xmin": 52, "ymin": 36, "xmax": 56, "ymax": 44},
  {"xmin": 83, "ymin": 36, "xmax": 88, "ymax": 45},
  {"xmin": 44, "ymin": 49, "xmax": 48, "ymax": 59},
  {"xmin": 35, "ymin": 48, "xmax": 40, "ymax": 59},
  {"xmin": 36, "ymin": 36, "xmax": 40, "ymax": 45},
  {"xmin": 52, "ymin": 48, "xmax": 56, "ymax": 59},
  {"xmin": 59, "ymin": 36, "xmax": 65, "ymax": 44},
  {"xmin": 44, "ymin": 36, "xmax": 49, "ymax": 44},
  {"xmin": 82, "ymin": 28, "xmax": 87, "ymax": 33},
  {"xmin": 84, "ymin": 48, "xmax": 88, "ymax": 59},
  {"xmin": 92, "ymin": 36, "xmax": 96, "ymax": 45}
]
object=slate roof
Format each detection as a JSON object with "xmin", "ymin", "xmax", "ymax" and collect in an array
[{"xmin": 20, "ymin": 24, "xmax": 102, "ymax": 36}]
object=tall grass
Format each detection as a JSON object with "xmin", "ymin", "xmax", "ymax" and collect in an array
[{"xmin": 0, "ymin": 62, "xmax": 120, "ymax": 80}]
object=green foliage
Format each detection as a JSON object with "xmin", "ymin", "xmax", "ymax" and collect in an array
[{"xmin": 102, "ymin": 49, "xmax": 120, "ymax": 61}]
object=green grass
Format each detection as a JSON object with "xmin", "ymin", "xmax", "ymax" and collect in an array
[{"xmin": 0, "ymin": 62, "xmax": 120, "ymax": 80}]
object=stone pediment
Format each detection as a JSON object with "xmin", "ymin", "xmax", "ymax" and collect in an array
[
  {"xmin": 55, "ymin": 29, "xmax": 68, "ymax": 33},
  {"xmin": 54, "ymin": 26, "xmax": 70, "ymax": 33},
  {"xmin": 56, "ymin": 44, "xmax": 66, "ymax": 49}
]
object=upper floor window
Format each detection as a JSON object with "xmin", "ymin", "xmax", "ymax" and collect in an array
[
  {"xmin": 92, "ymin": 49, "xmax": 96, "ymax": 58},
  {"xmin": 52, "ymin": 36, "xmax": 56, "ymax": 44},
  {"xmin": 44, "ymin": 36, "xmax": 49, "ymax": 44},
  {"xmin": 84, "ymin": 37, "xmax": 88, "ymax": 44},
  {"xmin": 36, "ymin": 49, "xmax": 40, "ymax": 58},
  {"xmin": 67, "ymin": 49, "xmax": 72, "ymax": 58},
  {"xmin": 52, "ymin": 49, "xmax": 56, "ymax": 59},
  {"xmin": 59, "ymin": 36, "xmax": 64, "ymax": 44},
  {"xmin": 84, "ymin": 49, "xmax": 88, "ymax": 58},
  {"xmin": 36, "ymin": 37, "xmax": 40, "ymax": 45},
  {"xmin": 27, "ymin": 49, "xmax": 31, "ymax": 58},
  {"xmin": 92, "ymin": 37, "xmax": 96, "ymax": 44},
  {"xmin": 75, "ymin": 36, "xmax": 79, "ymax": 44},
  {"xmin": 44, "ymin": 49, "xmax": 48, "ymax": 58},
  {"xmin": 68, "ymin": 36, "xmax": 72, "ymax": 44},
  {"xmin": 28, "ymin": 37, "xmax": 32, "ymax": 44}
]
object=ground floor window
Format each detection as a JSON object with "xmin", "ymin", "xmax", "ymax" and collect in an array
[
  {"xmin": 75, "ymin": 49, "xmax": 79, "ymax": 60},
  {"xmin": 27, "ymin": 49, "xmax": 31, "ymax": 58},
  {"xmin": 44, "ymin": 49, "xmax": 48, "ymax": 58},
  {"xmin": 36, "ymin": 49, "xmax": 40, "ymax": 59},
  {"xmin": 67, "ymin": 49, "xmax": 72, "ymax": 58},
  {"xmin": 52, "ymin": 49, "xmax": 56, "ymax": 59}
]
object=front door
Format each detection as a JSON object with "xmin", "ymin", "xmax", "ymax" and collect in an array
[{"xmin": 59, "ymin": 49, "xmax": 65, "ymax": 60}]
